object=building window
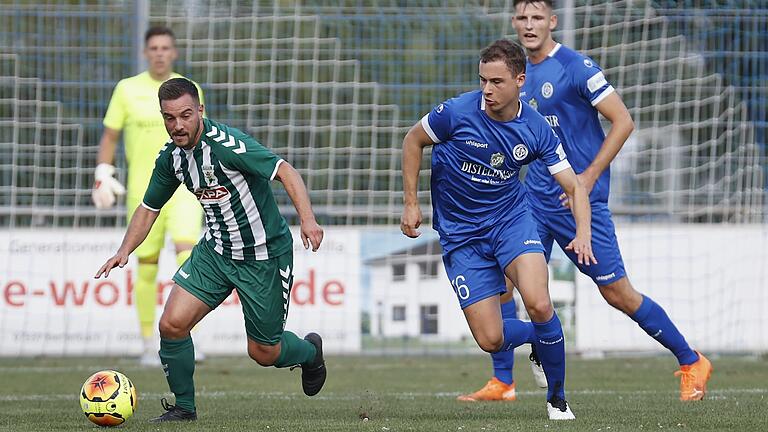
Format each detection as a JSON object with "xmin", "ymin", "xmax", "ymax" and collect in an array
[
  {"xmin": 420, "ymin": 304, "xmax": 438, "ymax": 335},
  {"xmin": 392, "ymin": 305, "xmax": 406, "ymax": 322},
  {"xmin": 392, "ymin": 263, "xmax": 406, "ymax": 281},
  {"xmin": 418, "ymin": 260, "xmax": 439, "ymax": 279}
]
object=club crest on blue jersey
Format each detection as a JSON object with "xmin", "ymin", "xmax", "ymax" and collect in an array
[
  {"xmin": 437, "ymin": 103, "xmax": 444, "ymax": 113},
  {"xmin": 512, "ymin": 144, "xmax": 529, "ymax": 161},
  {"xmin": 490, "ymin": 152, "xmax": 505, "ymax": 168},
  {"xmin": 583, "ymin": 58, "xmax": 593, "ymax": 67},
  {"xmin": 542, "ymin": 82, "xmax": 554, "ymax": 98}
]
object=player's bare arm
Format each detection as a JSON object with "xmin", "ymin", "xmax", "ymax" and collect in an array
[
  {"xmin": 96, "ymin": 127, "xmax": 120, "ymax": 165},
  {"xmin": 553, "ymin": 168, "xmax": 597, "ymax": 266},
  {"xmin": 274, "ymin": 161, "xmax": 323, "ymax": 251},
  {"xmin": 400, "ymin": 121, "xmax": 433, "ymax": 238},
  {"xmin": 579, "ymin": 92, "xmax": 634, "ymax": 193},
  {"xmin": 95, "ymin": 205, "xmax": 161, "ymax": 278},
  {"xmin": 560, "ymin": 92, "xmax": 634, "ymax": 202}
]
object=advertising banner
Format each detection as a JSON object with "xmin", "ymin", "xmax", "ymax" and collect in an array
[{"xmin": 0, "ymin": 228, "xmax": 360, "ymax": 356}]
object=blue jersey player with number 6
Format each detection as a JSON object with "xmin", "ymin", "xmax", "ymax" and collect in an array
[
  {"xmin": 400, "ymin": 39, "xmax": 596, "ymax": 421},
  {"xmin": 460, "ymin": 0, "xmax": 713, "ymax": 404}
]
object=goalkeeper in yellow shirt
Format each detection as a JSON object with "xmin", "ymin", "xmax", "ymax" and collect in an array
[{"xmin": 92, "ymin": 26, "xmax": 204, "ymax": 366}]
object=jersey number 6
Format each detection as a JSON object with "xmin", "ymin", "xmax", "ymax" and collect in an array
[{"xmin": 451, "ymin": 275, "xmax": 470, "ymax": 300}]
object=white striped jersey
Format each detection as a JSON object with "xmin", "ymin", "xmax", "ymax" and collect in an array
[{"xmin": 142, "ymin": 118, "xmax": 292, "ymax": 261}]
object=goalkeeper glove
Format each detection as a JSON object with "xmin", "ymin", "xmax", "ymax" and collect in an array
[{"xmin": 91, "ymin": 163, "xmax": 126, "ymax": 209}]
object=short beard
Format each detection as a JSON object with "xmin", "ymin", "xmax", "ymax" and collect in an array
[{"xmin": 178, "ymin": 121, "xmax": 200, "ymax": 150}]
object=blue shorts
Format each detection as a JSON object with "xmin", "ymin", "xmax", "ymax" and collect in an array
[
  {"xmin": 531, "ymin": 206, "xmax": 626, "ymax": 285},
  {"xmin": 441, "ymin": 211, "xmax": 545, "ymax": 309}
]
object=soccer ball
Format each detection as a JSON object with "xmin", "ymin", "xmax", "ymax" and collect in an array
[{"xmin": 79, "ymin": 370, "xmax": 137, "ymax": 426}]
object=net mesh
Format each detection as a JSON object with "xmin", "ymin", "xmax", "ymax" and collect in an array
[{"xmin": 0, "ymin": 0, "xmax": 765, "ymax": 355}]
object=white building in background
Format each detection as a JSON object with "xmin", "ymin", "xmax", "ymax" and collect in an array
[
  {"xmin": 366, "ymin": 239, "xmax": 575, "ymax": 342},
  {"xmin": 366, "ymin": 239, "xmax": 470, "ymax": 341}
]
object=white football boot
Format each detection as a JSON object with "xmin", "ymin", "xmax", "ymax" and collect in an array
[
  {"xmin": 547, "ymin": 396, "xmax": 575, "ymax": 420},
  {"xmin": 530, "ymin": 346, "xmax": 548, "ymax": 388}
]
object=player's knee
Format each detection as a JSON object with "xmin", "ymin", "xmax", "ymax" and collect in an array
[
  {"xmin": 248, "ymin": 343, "xmax": 279, "ymax": 366},
  {"xmin": 600, "ymin": 286, "xmax": 623, "ymax": 309},
  {"xmin": 476, "ymin": 334, "xmax": 504, "ymax": 353},
  {"xmin": 525, "ymin": 299, "xmax": 554, "ymax": 322},
  {"xmin": 158, "ymin": 316, "xmax": 190, "ymax": 339},
  {"xmin": 599, "ymin": 278, "xmax": 638, "ymax": 314}
]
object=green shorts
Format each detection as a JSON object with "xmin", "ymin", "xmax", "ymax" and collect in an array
[{"xmin": 172, "ymin": 240, "xmax": 294, "ymax": 345}]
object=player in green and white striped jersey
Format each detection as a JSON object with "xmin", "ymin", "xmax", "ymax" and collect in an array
[{"xmin": 96, "ymin": 78, "xmax": 326, "ymax": 422}]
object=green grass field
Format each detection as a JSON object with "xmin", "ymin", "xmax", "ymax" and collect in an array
[{"xmin": 1, "ymin": 354, "xmax": 766, "ymax": 431}]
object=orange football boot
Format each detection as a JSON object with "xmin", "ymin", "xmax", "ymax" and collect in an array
[
  {"xmin": 457, "ymin": 378, "xmax": 516, "ymax": 402},
  {"xmin": 674, "ymin": 351, "xmax": 713, "ymax": 401}
]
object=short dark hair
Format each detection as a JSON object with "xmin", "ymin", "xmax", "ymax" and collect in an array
[
  {"xmin": 480, "ymin": 39, "xmax": 526, "ymax": 76},
  {"xmin": 158, "ymin": 78, "xmax": 199, "ymax": 105},
  {"xmin": 145, "ymin": 26, "xmax": 175, "ymax": 45},
  {"xmin": 513, "ymin": 0, "xmax": 554, "ymax": 8}
]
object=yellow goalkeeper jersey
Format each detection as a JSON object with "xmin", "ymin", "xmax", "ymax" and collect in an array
[{"xmin": 102, "ymin": 71, "xmax": 204, "ymax": 198}]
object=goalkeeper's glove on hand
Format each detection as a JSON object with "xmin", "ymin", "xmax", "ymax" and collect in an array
[{"xmin": 91, "ymin": 163, "xmax": 126, "ymax": 209}]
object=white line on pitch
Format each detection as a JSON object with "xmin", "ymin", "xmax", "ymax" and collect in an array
[{"xmin": 1, "ymin": 388, "xmax": 766, "ymax": 402}]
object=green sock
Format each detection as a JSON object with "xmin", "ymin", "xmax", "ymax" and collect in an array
[
  {"xmin": 159, "ymin": 336, "xmax": 196, "ymax": 412},
  {"xmin": 273, "ymin": 331, "xmax": 316, "ymax": 368}
]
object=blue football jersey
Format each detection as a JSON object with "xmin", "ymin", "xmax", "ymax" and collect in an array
[
  {"xmin": 421, "ymin": 90, "xmax": 571, "ymax": 249},
  {"xmin": 521, "ymin": 43, "xmax": 615, "ymax": 213}
]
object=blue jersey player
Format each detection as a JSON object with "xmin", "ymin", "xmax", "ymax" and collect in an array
[
  {"xmin": 461, "ymin": 0, "xmax": 713, "ymax": 403},
  {"xmin": 401, "ymin": 39, "xmax": 596, "ymax": 420}
]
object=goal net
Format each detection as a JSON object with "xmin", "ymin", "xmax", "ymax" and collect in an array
[
  {"xmin": 559, "ymin": 0, "xmax": 766, "ymax": 353},
  {"xmin": 0, "ymin": 0, "xmax": 765, "ymax": 356}
]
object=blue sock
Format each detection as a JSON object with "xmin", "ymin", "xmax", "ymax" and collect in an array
[
  {"xmin": 492, "ymin": 300, "xmax": 517, "ymax": 385},
  {"xmin": 532, "ymin": 312, "xmax": 566, "ymax": 401},
  {"xmin": 501, "ymin": 316, "xmax": 536, "ymax": 352},
  {"xmin": 631, "ymin": 295, "xmax": 699, "ymax": 366}
]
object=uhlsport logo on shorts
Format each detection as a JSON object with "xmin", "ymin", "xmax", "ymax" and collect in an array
[
  {"xmin": 595, "ymin": 272, "xmax": 616, "ymax": 282},
  {"xmin": 513, "ymin": 144, "xmax": 529, "ymax": 161},
  {"xmin": 195, "ymin": 186, "xmax": 230, "ymax": 203}
]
